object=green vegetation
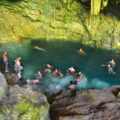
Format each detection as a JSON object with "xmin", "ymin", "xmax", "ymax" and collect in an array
[
  {"xmin": 0, "ymin": 0, "xmax": 120, "ymax": 48},
  {"xmin": 13, "ymin": 98, "xmax": 48, "ymax": 120},
  {"xmin": 91, "ymin": 0, "xmax": 108, "ymax": 15},
  {"xmin": 81, "ymin": 0, "xmax": 120, "ymax": 15}
]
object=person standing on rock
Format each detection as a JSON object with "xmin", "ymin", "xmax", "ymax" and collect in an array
[
  {"xmin": 14, "ymin": 57, "xmax": 23, "ymax": 71},
  {"xmin": 3, "ymin": 52, "xmax": 9, "ymax": 72},
  {"xmin": 14, "ymin": 57, "xmax": 23, "ymax": 79}
]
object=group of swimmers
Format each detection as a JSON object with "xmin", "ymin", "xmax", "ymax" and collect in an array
[
  {"xmin": 26, "ymin": 64, "xmax": 83, "ymax": 90},
  {"xmin": 1, "ymin": 50, "xmax": 116, "ymax": 91},
  {"xmin": 42, "ymin": 64, "xmax": 82, "ymax": 90},
  {"xmin": 2, "ymin": 51, "xmax": 82, "ymax": 90}
]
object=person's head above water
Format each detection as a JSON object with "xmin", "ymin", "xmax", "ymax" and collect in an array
[
  {"xmin": 46, "ymin": 64, "xmax": 52, "ymax": 68},
  {"xmin": 69, "ymin": 66, "xmax": 75, "ymax": 71},
  {"xmin": 112, "ymin": 59, "xmax": 115, "ymax": 62},
  {"xmin": 110, "ymin": 59, "xmax": 115, "ymax": 64},
  {"xmin": 17, "ymin": 57, "xmax": 21, "ymax": 60}
]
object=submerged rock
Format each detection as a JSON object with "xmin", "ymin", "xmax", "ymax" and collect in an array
[
  {"xmin": 0, "ymin": 85, "xmax": 50, "ymax": 120},
  {"xmin": 50, "ymin": 86, "xmax": 120, "ymax": 120}
]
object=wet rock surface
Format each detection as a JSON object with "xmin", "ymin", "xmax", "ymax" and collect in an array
[{"xmin": 50, "ymin": 86, "xmax": 120, "ymax": 120}]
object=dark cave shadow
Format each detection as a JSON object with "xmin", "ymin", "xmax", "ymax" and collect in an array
[
  {"xmin": 7, "ymin": 0, "xmax": 22, "ymax": 3},
  {"xmin": 104, "ymin": 1, "xmax": 120, "ymax": 21}
]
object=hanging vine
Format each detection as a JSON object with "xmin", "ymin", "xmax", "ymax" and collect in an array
[
  {"xmin": 61, "ymin": 0, "xmax": 73, "ymax": 9},
  {"xmin": 91, "ymin": 0, "xmax": 108, "ymax": 15}
]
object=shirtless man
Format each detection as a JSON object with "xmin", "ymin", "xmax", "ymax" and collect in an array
[
  {"xmin": 3, "ymin": 52, "xmax": 9, "ymax": 72},
  {"xmin": 107, "ymin": 59, "xmax": 116, "ymax": 74},
  {"xmin": 14, "ymin": 57, "xmax": 23, "ymax": 79},
  {"xmin": 102, "ymin": 59, "xmax": 116, "ymax": 75},
  {"xmin": 14, "ymin": 57, "xmax": 23, "ymax": 72}
]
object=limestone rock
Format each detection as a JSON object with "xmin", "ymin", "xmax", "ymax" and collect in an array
[
  {"xmin": 4, "ymin": 73, "xmax": 19, "ymax": 85},
  {"xmin": 50, "ymin": 86, "xmax": 120, "ymax": 120},
  {"xmin": 0, "ymin": 72, "xmax": 7, "ymax": 101},
  {"xmin": 0, "ymin": 85, "xmax": 50, "ymax": 120}
]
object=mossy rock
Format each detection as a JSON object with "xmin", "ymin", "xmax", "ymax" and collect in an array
[
  {"xmin": 0, "ymin": 73, "xmax": 7, "ymax": 101},
  {"xmin": 0, "ymin": 85, "xmax": 50, "ymax": 120}
]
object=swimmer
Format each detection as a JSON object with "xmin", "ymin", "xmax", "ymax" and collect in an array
[
  {"xmin": 3, "ymin": 52, "xmax": 9, "ymax": 72},
  {"xmin": 44, "ymin": 64, "xmax": 53, "ymax": 73},
  {"xmin": 107, "ymin": 64, "xmax": 114, "ymax": 74},
  {"xmin": 102, "ymin": 59, "xmax": 116, "ymax": 75},
  {"xmin": 26, "ymin": 78, "xmax": 40, "ymax": 84},
  {"xmin": 108, "ymin": 59, "xmax": 115, "ymax": 70},
  {"xmin": 38, "ymin": 69, "xmax": 42, "ymax": 80},
  {"xmin": 52, "ymin": 69, "xmax": 58, "ymax": 77},
  {"xmin": 58, "ymin": 70, "xmax": 63, "ymax": 78},
  {"xmin": 75, "ymin": 72, "xmax": 82, "ymax": 83},
  {"xmin": 34, "ymin": 46, "xmax": 46, "ymax": 51},
  {"xmin": 68, "ymin": 81, "xmax": 76, "ymax": 90},
  {"xmin": 67, "ymin": 66, "xmax": 76, "ymax": 75},
  {"xmin": 76, "ymin": 48, "xmax": 85, "ymax": 54}
]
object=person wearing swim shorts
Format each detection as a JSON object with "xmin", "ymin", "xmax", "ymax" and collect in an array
[{"xmin": 3, "ymin": 52, "xmax": 9, "ymax": 72}]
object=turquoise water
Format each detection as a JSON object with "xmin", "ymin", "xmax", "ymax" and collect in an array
[{"xmin": 1, "ymin": 39, "xmax": 120, "ymax": 90}]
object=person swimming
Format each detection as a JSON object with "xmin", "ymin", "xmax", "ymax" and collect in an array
[
  {"xmin": 107, "ymin": 59, "xmax": 116, "ymax": 74},
  {"xmin": 75, "ymin": 72, "xmax": 82, "ymax": 83},
  {"xmin": 102, "ymin": 59, "xmax": 116, "ymax": 75},
  {"xmin": 52, "ymin": 69, "xmax": 58, "ymax": 77},
  {"xmin": 76, "ymin": 48, "xmax": 85, "ymax": 54},
  {"xmin": 108, "ymin": 59, "xmax": 115, "ymax": 70},
  {"xmin": 26, "ymin": 78, "xmax": 40, "ymax": 84},
  {"xmin": 58, "ymin": 70, "xmax": 63, "ymax": 78},
  {"xmin": 68, "ymin": 81, "xmax": 76, "ymax": 90},
  {"xmin": 34, "ymin": 46, "xmax": 46, "ymax": 51},
  {"xmin": 44, "ymin": 64, "xmax": 53, "ymax": 73},
  {"xmin": 67, "ymin": 66, "xmax": 76, "ymax": 75},
  {"xmin": 38, "ymin": 69, "xmax": 42, "ymax": 80}
]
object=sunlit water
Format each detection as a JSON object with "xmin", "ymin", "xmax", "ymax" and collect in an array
[{"xmin": 0, "ymin": 39, "xmax": 120, "ymax": 91}]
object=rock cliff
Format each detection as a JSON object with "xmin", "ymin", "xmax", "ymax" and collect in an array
[{"xmin": 50, "ymin": 86, "xmax": 120, "ymax": 120}]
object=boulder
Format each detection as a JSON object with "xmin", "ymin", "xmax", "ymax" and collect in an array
[
  {"xmin": 0, "ymin": 85, "xmax": 50, "ymax": 120},
  {"xmin": 50, "ymin": 86, "xmax": 120, "ymax": 120},
  {"xmin": 0, "ymin": 72, "xmax": 7, "ymax": 101},
  {"xmin": 4, "ymin": 73, "xmax": 19, "ymax": 85}
]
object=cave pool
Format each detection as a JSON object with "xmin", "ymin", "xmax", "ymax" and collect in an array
[{"xmin": 1, "ymin": 39, "xmax": 120, "ymax": 91}]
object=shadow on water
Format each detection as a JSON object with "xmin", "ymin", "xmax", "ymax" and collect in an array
[{"xmin": 0, "ymin": 38, "xmax": 120, "ymax": 90}]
